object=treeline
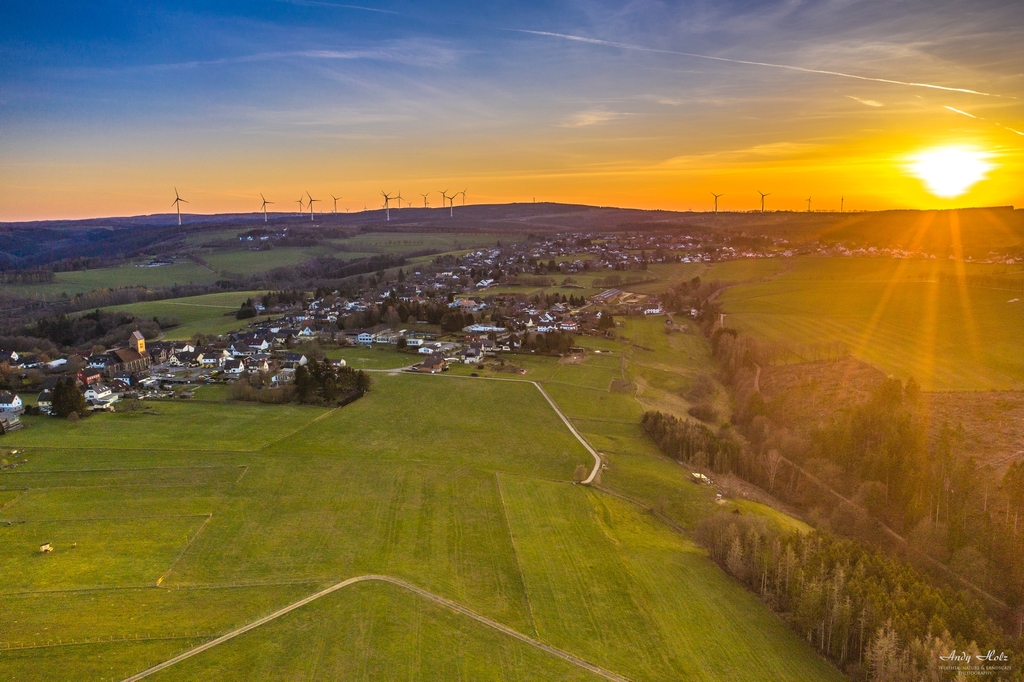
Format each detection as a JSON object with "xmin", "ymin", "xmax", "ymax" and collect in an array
[
  {"xmin": 264, "ymin": 254, "xmax": 406, "ymax": 284},
  {"xmin": 228, "ymin": 359, "xmax": 370, "ymax": 406},
  {"xmin": 668, "ymin": 290, "xmax": 1024, "ymax": 648},
  {"xmin": 0, "ymin": 269, "xmax": 55, "ymax": 284},
  {"xmin": 31, "ymin": 310, "xmax": 161, "ymax": 349},
  {"xmin": 294, "ymin": 359, "xmax": 370, "ymax": 404},
  {"xmin": 696, "ymin": 512, "xmax": 1008, "ymax": 680},
  {"xmin": 516, "ymin": 330, "xmax": 575, "ymax": 355},
  {"xmin": 641, "ymin": 411, "xmax": 742, "ymax": 472},
  {"xmin": 1, "ymin": 282, "xmax": 228, "ymax": 335}
]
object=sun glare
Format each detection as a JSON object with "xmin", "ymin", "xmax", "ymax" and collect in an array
[{"xmin": 906, "ymin": 146, "xmax": 993, "ymax": 198}]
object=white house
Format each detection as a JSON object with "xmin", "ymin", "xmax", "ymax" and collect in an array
[
  {"xmin": 357, "ymin": 332, "xmax": 373, "ymax": 346},
  {"xmin": 84, "ymin": 385, "xmax": 118, "ymax": 409},
  {"xmin": 0, "ymin": 392, "xmax": 24, "ymax": 415}
]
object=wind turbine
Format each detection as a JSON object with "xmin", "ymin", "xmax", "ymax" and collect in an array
[
  {"xmin": 457, "ymin": 188, "xmax": 467, "ymax": 207},
  {"xmin": 841, "ymin": 196, "xmax": 844, "ymax": 213},
  {"xmin": 438, "ymin": 189, "xmax": 450, "ymax": 215},
  {"xmin": 296, "ymin": 197, "xmax": 305, "ymax": 215},
  {"xmin": 171, "ymin": 188, "xmax": 188, "ymax": 226},
  {"xmin": 306, "ymin": 192, "xmax": 319, "ymax": 221},
  {"xmin": 757, "ymin": 191, "xmax": 770, "ymax": 213},
  {"xmin": 260, "ymin": 193, "xmax": 273, "ymax": 223},
  {"xmin": 395, "ymin": 190, "xmax": 404, "ymax": 210},
  {"xmin": 420, "ymin": 192, "xmax": 429, "ymax": 208},
  {"xmin": 807, "ymin": 197, "xmax": 812, "ymax": 212},
  {"xmin": 711, "ymin": 192, "xmax": 722, "ymax": 214},
  {"xmin": 381, "ymin": 191, "xmax": 394, "ymax": 221},
  {"xmin": 330, "ymin": 194, "xmax": 340, "ymax": 214}
]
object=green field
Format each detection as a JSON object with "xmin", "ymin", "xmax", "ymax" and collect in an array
[
  {"xmin": 200, "ymin": 246, "xmax": 337, "ymax": 276},
  {"xmin": 0, "ymin": 262, "xmax": 222, "ymax": 299},
  {"xmin": 0, "ymin": 349, "xmax": 841, "ymax": 680},
  {"xmin": 99, "ymin": 291, "xmax": 269, "ymax": 340},
  {"xmin": 718, "ymin": 257, "xmax": 1024, "ymax": 390}
]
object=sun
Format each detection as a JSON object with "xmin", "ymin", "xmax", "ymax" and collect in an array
[{"xmin": 906, "ymin": 146, "xmax": 993, "ymax": 198}]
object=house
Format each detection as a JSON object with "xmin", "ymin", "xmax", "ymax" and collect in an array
[
  {"xmin": 84, "ymin": 384, "xmax": 118, "ymax": 409},
  {"xmin": 0, "ymin": 392, "xmax": 24, "ymax": 415},
  {"xmin": 278, "ymin": 353, "xmax": 307, "ymax": 369},
  {"xmin": 0, "ymin": 350, "xmax": 19, "ymax": 366},
  {"xmin": 357, "ymin": 332, "xmax": 373, "ymax": 346},
  {"xmin": 461, "ymin": 347, "xmax": 482, "ymax": 364},
  {"xmin": 77, "ymin": 368, "xmax": 104, "ymax": 386},
  {"xmin": 0, "ymin": 411, "xmax": 25, "ymax": 434},
  {"xmin": 418, "ymin": 354, "xmax": 449, "ymax": 374},
  {"xmin": 37, "ymin": 390, "xmax": 53, "ymax": 415},
  {"xmin": 224, "ymin": 358, "xmax": 246, "ymax": 375}
]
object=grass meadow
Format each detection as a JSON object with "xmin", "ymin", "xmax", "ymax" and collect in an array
[
  {"xmin": 0, "ymin": 344, "xmax": 840, "ymax": 680},
  {"xmin": 98, "ymin": 291, "xmax": 269, "ymax": 340},
  {"xmin": 718, "ymin": 257, "xmax": 1024, "ymax": 390},
  {"xmin": 0, "ymin": 262, "xmax": 222, "ymax": 300}
]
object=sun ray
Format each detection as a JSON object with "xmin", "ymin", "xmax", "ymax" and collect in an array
[
  {"xmin": 947, "ymin": 211, "xmax": 982, "ymax": 369},
  {"xmin": 852, "ymin": 212, "xmax": 936, "ymax": 369}
]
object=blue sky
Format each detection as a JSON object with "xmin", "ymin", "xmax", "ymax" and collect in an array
[{"xmin": 2, "ymin": 1, "xmax": 1022, "ymax": 218}]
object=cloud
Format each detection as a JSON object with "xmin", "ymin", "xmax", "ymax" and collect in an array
[
  {"xmin": 847, "ymin": 95, "xmax": 883, "ymax": 107},
  {"xmin": 508, "ymin": 29, "xmax": 1015, "ymax": 99},
  {"xmin": 276, "ymin": 0, "xmax": 399, "ymax": 15},
  {"xmin": 560, "ymin": 110, "xmax": 633, "ymax": 127}
]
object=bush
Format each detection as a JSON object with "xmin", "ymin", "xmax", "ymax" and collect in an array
[{"xmin": 687, "ymin": 403, "xmax": 719, "ymax": 423}]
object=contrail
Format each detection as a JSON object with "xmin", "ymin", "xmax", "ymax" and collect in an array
[
  {"xmin": 511, "ymin": 29, "xmax": 1014, "ymax": 100},
  {"xmin": 277, "ymin": 0, "xmax": 399, "ymax": 14},
  {"xmin": 946, "ymin": 105, "xmax": 1024, "ymax": 136}
]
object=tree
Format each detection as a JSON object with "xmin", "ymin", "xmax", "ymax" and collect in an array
[
  {"xmin": 236, "ymin": 298, "xmax": 257, "ymax": 320},
  {"xmin": 597, "ymin": 312, "xmax": 615, "ymax": 331},
  {"xmin": 52, "ymin": 377, "xmax": 88, "ymax": 418}
]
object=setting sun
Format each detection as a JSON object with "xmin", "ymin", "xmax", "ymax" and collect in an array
[{"xmin": 907, "ymin": 146, "xmax": 993, "ymax": 198}]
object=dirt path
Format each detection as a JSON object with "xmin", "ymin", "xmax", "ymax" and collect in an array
[{"xmin": 121, "ymin": 575, "xmax": 629, "ymax": 682}]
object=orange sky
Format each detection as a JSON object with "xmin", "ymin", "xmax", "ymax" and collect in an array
[{"xmin": 2, "ymin": 3, "xmax": 1022, "ymax": 220}]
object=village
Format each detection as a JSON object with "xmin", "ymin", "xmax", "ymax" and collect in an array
[
  {"xmin": 5, "ymin": 223, "xmax": 1009, "ymax": 434},
  {"xmin": 0, "ymin": 232, "xmax": 696, "ymax": 430}
]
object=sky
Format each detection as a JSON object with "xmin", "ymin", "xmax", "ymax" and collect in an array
[{"xmin": 1, "ymin": 0, "xmax": 1023, "ymax": 220}]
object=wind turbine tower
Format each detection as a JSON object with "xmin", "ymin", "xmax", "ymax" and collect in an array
[
  {"xmin": 381, "ymin": 191, "xmax": 394, "ymax": 221},
  {"xmin": 757, "ymin": 191, "xmax": 770, "ymax": 213},
  {"xmin": 331, "ymin": 194, "xmax": 340, "ymax": 214},
  {"xmin": 807, "ymin": 197, "xmax": 812, "ymax": 212},
  {"xmin": 306, "ymin": 192, "xmax": 319, "ymax": 221},
  {"xmin": 457, "ymin": 188, "xmax": 467, "ymax": 207},
  {"xmin": 171, "ymin": 188, "xmax": 188, "ymax": 226},
  {"xmin": 711, "ymin": 192, "xmax": 722, "ymax": 214},
  {"xmin": 438, "ymin": 190, "xmax": 450, "ymax": 216},
  {"xmin": 395, "ymin": 191, "xmax": 404, "ymax": 210},
  {"xmin": 841, "ymin": 196, "xmax": 844, "ymax": 213},
  {"xmin": 260, "ymin": 193, "xmax": 273, "ymax": 223},
  {"xmin": 296, "ymin": 197, "xmax": 305, "ymax": 215},
  {"xmin": 420, "ymin": 193, "xmax": 429, "ymax": 208}
]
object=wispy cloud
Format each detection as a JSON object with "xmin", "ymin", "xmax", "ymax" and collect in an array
[
  {"xmin": 559, "ymin": 110, "xmax": 633, "ymax": 127},
  {"xmin": 508, "ymin": 28, "xmax": 1015, "ymax": 100},
  {"xmin": 847, "ymin": 95, "xmax": 883, "ymax": 107},
  {"xmin": 276, "ymin": 0, "xmax": 399, "ymax": 15},
  {"xmin": 945, "ymin": 105, "xmax": 1024, "ymax": 136}
]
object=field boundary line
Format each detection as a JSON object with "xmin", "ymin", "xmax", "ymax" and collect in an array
[
  {"xmin": 122, "ymin": 575, "xmax": 631, "ymax": 682},
  {"xmin": 158, "ymin": 514, "xmax": 214, "ymax": 586},
  {"xmin": 258, "ymin": 406, "xmax": 341, "ymax": 450},
  {"xmin": 494, "ymin": 472, "xmax": 539, "ymax": 638}
]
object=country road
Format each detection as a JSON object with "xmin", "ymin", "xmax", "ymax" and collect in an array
[{"xmin": 122, "ymin": 575, "xmax": 629, "ymax": 682}]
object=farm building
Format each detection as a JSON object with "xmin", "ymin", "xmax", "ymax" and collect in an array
[
  {"xmin": 418, "ymin": 354, "xmax": 449, "ymax": 374},
  {"xmin": 0, "ymin": 411, "xmax": 24, "ymax": 434}
]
